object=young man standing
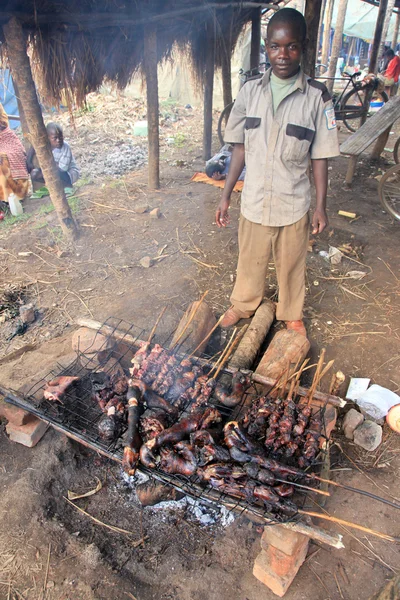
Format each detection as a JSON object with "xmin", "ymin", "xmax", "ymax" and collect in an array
[{"xmin": 216, "ymin": 8, "xmax": 339, "ymax": 336}]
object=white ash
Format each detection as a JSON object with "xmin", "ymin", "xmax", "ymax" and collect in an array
[
  {"xmin": 75, "ymin": 143, "xmax": 147, "ymax": 179},
  {"xmin": 121, "ymin": 470, "xmax": 234, "ymax": 528}
]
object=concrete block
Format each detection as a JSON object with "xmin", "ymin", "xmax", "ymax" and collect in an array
[{"xmin": 6, "ymin": 418, "xmax": 48, "ymax": 448}]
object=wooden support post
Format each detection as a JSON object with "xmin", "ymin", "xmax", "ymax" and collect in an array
[
  {"xmin": 392, "ymin": 11, "xmax": 400, "ymax": 48},
  {"xmin": 303, "ymin": 0, "xmax": 323, "ymax": 77},
  {"xmin": 143, "ymin": 24, "xmax": 160, "ymax": 190},
  {"xmin": 345, "ymin": 155, "xmax": 358, "ymax": 185},
  {"xmin": 371, "ymin": 126, "xmax": 391, "ymax": 159},
  {"xmin": 317, "ymin": 0, "xmax": 327, "ymax": 57},
  {"xmin": 321, "ymin": 0, "xmax": 335, "ymax": 67},
  {"xmin": 2, "ymin": 17, "xmax": 78, "ymax": 240},
  {"xmin": 250, "ymin": 7, "xmax": 262, "ymax": 70},
  {"xmin": 326, "ymin": 0, "xmax": 349, "ymax": 94},
  {"xmin": 12, "ymin": 81, "xmax": 30, "ymax": 149},
  {"xmin": 378, "ymin": 0, "xmax": 396, "ymax": 59},
  {"xmin": 221, "ymin": 32, "xmax": 233, "ymax": 110},
  {"xmin": 203, "ymin": 21, "xmax": 215, "ymax": 161},
  {"xmin": 369, "ymin": 0, "xmax": 389, "ymax": 73}
]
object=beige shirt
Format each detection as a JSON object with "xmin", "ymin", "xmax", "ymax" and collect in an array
[{"xmin": 224, "ymin": 68, "xmax": 340, "ymax": 226}]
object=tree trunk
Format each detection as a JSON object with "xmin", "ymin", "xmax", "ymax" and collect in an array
[
  {"xmin": 12, "ymin": 80, "xmax": 30, "ymax": 150},
  {"xmin": 378, "ymin": 0, "xmax": 396, "ymax": 59},
  {"xmin": 250, "ymin": 7, "xmax": 261, "ymax": 70},
  {"xmin": 326, "ymin": 0, "xmax": 349, "ymax": 94},
  {"xmin": 369, "ymin": 0, "xmax": 389, "ymax": 73},
  {"xmin": 203, "ymin": 21, "xmax": 215, "ymax": 161},
  {"xmin": 303, "ymin": 0, "xmax": 323, "ymax": 77},
  {"xmin": 317, "ymin": 0, "xmax": 327, "ymax": 56},
  {"xmin": 143, "ymin": 24, "xmax": 160, "ymax": 189},
  {"xmin": 392, "ymin": 12, "xmax": 400, "ymax": 48},
  {"xmin": 221, "ymin": 33, "xmax": 233, "ymax": 110},
  {"xmin": 3, "ymin": 17, "xmax": 78, "ymax": 240},
  {"xmin": 321, "ymin": 0, "xmax": 335, "ymax": 68}
]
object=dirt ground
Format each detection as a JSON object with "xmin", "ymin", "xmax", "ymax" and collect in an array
[{"xmin": 0, "ymin": 93, "xmax": 399, "ymax": 600}]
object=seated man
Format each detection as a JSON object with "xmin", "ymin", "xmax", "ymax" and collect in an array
[
  {"xmin": 27, "ymin": 122, "xmax": 80, "ymax": 187},
  {"xmin": 0, "ymin": 102, "xmax": 30, "ymax": 203},
  {"xmin": 206, "ymin": 144, "xmax": 246, "ymax": 181},
  {"xmin": 382, "ymin": 49, "xmax": 400, "ymax": 96}
]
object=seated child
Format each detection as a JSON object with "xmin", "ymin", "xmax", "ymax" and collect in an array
[{"xmin": 27, "ymin": 122, "xmax": 80, "ymax": 187}]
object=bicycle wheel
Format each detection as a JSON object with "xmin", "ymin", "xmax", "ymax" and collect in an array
[
  {"xmin": 378, "ymin": 163, "xmax": 400, "ymax": 221},
  {"xmin": 393, "ymin": 136, "xmax": 400, "ymax": 164},
  {"xmin": 341, "ymin": 89, "xmax": 389, "ymax": 133},
  {"xmin": 217, "ymin": 102, "xmax": 234, "ymax": 147}
]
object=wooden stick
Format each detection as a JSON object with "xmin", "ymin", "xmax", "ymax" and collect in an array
[
  {"xmin": 147, "ymin": 306, "xmax": 167, "ymax": 344},
  {"xmin": 299, "ymin": 510, "xmax": 399, "ymax": 542},
  {"xmin": 310, "ymin": 476, "xmax": 400, "ymax": 510},
  {"xmin": 307, "ymin": 349, "xmax": 326, "ymax": 405},
  {"xmin": 171, "ymin": 291, "xmax": 209, "ymax": 350},
  {"xmin": 274, "ymin": 478, "xmax": 330, "ymax": 497},
  {"xmin": 212, "ymin": 325, "xmax": 249, "ymax": 379},
  {"xmin": 187, "ymin": 312, "xmax": 225, "ymax": 359},
  {"xmin": 208, "ymin": 327, "xmax": 237, "ymax": 378}
]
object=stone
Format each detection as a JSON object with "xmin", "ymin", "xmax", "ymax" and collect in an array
[
  {"xmin": 261, "ymin": 525, "xmax": 308, "ymax": 557},
  {"xmin": 353, "ymin": 420, "xmax": 383, "ymax": 451},
  {"xmin": 6, "ymin": 418, "xmax": 48, "ymax": 448},
  {"xmin": 0, "ymin": 400, "xmax": 33, "ymax": 427},
  {"xmin": 343, "ymin": 408, "xmax": 364, "ymax": 440},
  {"xmin": 140, "ymin": 256, "xmax": 153, "ymax": 268},
  {"xmin": 19, "ymin": 303, "xmax": 36, "ymax": 324},
  {"xmin": 133, "ymin": 204, "xmax": 149, "ymax": 214},
  {"xmin": 72, "ymin": 327, "xmax": 112, "ymax": 367},
  {"xmin": 150, "ymin": 207, "xmax": 161, "ymax": 219}
]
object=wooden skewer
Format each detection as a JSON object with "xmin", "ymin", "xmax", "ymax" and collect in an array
[
  {"xmin": 208, "ymin": 327, "xmax": 238, "ymax": 378},
  {"xmin": 307, "ymin": 349, "xmax": 326, "ymax": 405},
  {"xmin": 171, "ymin": 291, "xmax": 209, "ymax": 350},
  {"xmin": 211, "ymin": 325, "xmax": 249, "ymax": 380},
  {"xmin": 308, "ymin": 475, "xmax": 400, "ymax": 510},
  {"xmin": 147, "ymin": 306, "xmax": 167, "ymax": 344},
  {"xmin": 187, "ymin": 312, "xmax": 226, "ymax": 359},
  {"xmin": 291, "ymin": 358, "xmax": 310, "ymax": 398},
  {"xmin": 274, "ymin": 479, "xmax": 330, "ymax": 497},
  {"xmin": 298, "ymin": 510, "xmax": 399, "ymax": 543}
]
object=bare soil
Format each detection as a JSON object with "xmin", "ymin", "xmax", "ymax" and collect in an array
[{"xmin": 0, "ymin": 93, "xmax": 399, "ymax": 600}]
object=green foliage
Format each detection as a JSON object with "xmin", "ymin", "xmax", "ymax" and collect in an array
[{"xmin": 173, "ymin": 132, "xmax": 186, "ymax": 148}]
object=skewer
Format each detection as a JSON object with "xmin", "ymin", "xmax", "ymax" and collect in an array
[
  {"xmin": 171, "ymin": 291, "xmax": 209, "ymax": 350},
  {"xmin": 147, "ymin": 306, "xmax": 167, "ymax": 344},
  {"xmin": 211, "ymin": 326, "xmax": 249, "ymax": 380},
  {"xmin": 308, "ymin": 475, "xmax": 400, "ymax": 511},
  {"xmin": 187, "ymin": 312, "xmax": 226, "ymax": 359},
  {"xmin": 298, "ymin": 510, "xmax": 399, "ymax": 543},
  {"xmin": 307, "ymin": 349, "xmax": 326, "ymax": 405},
  {"xmin": 208, "ymin": 328, "xmax": 237, "ymax": 378},
  {"xmin": 273, "ymin": 478, "xmax": 330, "ymax": 497}
]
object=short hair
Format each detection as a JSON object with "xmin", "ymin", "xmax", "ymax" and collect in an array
[
  {"xmin": 205, "ymin": 161, "xmax": 223, "ymax": 178},
  {"xmin": 384, "ymin": 48, "xmax": 395, "ymax": 58},
  {"xmin": 46, "ymin": 122, "xmax": 63, "ymax": 136},
  {"xmin": 267, "ymin": 8, "xmax": 307, "ymax": 42}
]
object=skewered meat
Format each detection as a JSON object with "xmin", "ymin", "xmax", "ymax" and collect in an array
[
  {"xmin": 43, "ymin": 376, "xmax": 79, "ymax": 403},
  {"xmin": 160, "ymin": 442, "xmax": 197, "ymax": 476},
  {"xmin": 122, "ymin": 385, "xmax": 143, "ymax": 476},
  {"xmin": 213, "ymin": 373, "xmax": 250, "ymax": 408},
  {"xmin": 197, "ymin": 443, "xmax": 231, "ymax": 466},
  {"xmin": 140, "ymin": 409, "xmax": 168, "ymax": 441},
  {"xmin": 274, "ymin": 483, "xmax": 294, "ymax": 497}
]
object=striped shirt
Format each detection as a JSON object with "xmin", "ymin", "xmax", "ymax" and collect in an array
[{"xmin": 53, "ymin": 141, "xmax": 80, "ymax": 184}]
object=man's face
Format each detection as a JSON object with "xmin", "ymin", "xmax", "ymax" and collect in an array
[
  {"xmin": 266, "ymin": 23, "xmax": 304, "ymax": 79},
  {"xmin": 48, "ymin": 129, "xmax": 63, "ymax": 149}
]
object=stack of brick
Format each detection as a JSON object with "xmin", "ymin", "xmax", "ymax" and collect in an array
[
  {"xmin": 253, "ymin": 524, "xmax": 309, "ymax": 596},
  {"xmin": 0, "ymin": 400, "xmax": 48, "ymax": 448}
]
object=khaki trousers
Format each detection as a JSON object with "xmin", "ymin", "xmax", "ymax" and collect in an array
[{"xmin": 230, "ymin": 212, "xmax": 309, "ymax": 321}]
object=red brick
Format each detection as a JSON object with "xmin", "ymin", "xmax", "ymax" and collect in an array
[
  {"xmin": 253, "ymin": 544, "xmax": 308, "ymax": 597},
  {"xmin": 6, "ymin": 418, "xmax": 48, "ymax": 448},
  {"xmin": 261, "ymin": 524, "xmax": 308, "ymax": 556},
  {"xmin": 0, "ymin": 401, "xmax": 34, "ymax": 426}
]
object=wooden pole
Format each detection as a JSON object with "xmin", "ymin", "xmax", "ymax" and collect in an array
[
  {"xmin": 250, "ymin": 7, "xmax": 262, "ymax": 70},
  {"xmin": 369, "ymin": 0, "xmax": 389, "ymax": 73},
  {"xmin": 326, "ymin": 0, "xmax": 349, "ymax": 94},
  {"xmin": 203, "ymin": 19, "xmax": 215, "ymax": 161},
  {"xmin": 321, "ymin": 0, "xmax": 335, "ymax": 67},
  {"xmin": 379, "ymin": 0, "xmax": 396, "ymax": 59},
  {"xmin": 371, "ymin": 126, "xmax": 391, "ymax": 159},
  {"xmin": 2, "ymin": 17, "xmax": 78, "ymax": 240},
  {"xmin": 317, "ymin": 0, "xmax": 327, "ymax": 57},
  {"xmin": 143, "ymin": 23, "xmax": 160, "ymax": 189},
  {"xmin": 12, "ymin": 80, "xmax": 30, "ymax": 149},
  {"xmin": 303, "ymin": 0, "xmax": 323, "ymax": 77},
  {"xmin": 392, "ymin": 11, "xmax": 400, "ymax": 48},
  {"xmin": 221, "ymin": 34, "xmax": 233, "ymax": 110}
]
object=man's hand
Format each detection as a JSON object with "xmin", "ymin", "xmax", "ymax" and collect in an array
[
  {"xmin": 216, "ymin": 198, "xmax": 230, "ymax": 228},
  {"xmin": 312, "ymin": 208, "xmax": 328, "ymax": 234}
]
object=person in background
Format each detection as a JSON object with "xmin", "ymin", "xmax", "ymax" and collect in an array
[
  {"xmin": 0, "ymin": 102, "xmax": 29, "ymax": 203},
  {"xmin": 215, "ymin": 8, "xmax": 339, "ymax": 336},
  {"xmin": 382, "ymin": 48, "xmax": 400, "ymax": 96},
  {"xmin": 206, "ymin": 144, "xmax": 246, "ymax": 181},
  {"xmin": 27, "ymin": 122, "xmax": 80, "ymax": 187}
]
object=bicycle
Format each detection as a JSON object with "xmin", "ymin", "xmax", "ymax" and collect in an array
[
  {"xmin": 217, "ymin": 68, "xmax": 389, "ymax": 145},
  {"xmin": 378, "ymin": 133, "xmax": 400, "ymax": 221},
  {"xmin": 318, "ymin": 71, "xmax": 389, "ymax": 133}
]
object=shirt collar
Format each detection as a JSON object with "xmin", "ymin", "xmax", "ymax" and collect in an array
[{"xmin": 261, "ymin": 67, "xmax": 307, "ymax": 93}]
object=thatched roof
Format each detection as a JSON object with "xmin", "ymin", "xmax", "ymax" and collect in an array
[{"xmin": 0, "ymin": 1, "xmax": 275, "ymax": 107}]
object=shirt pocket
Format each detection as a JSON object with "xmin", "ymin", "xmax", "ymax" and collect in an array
[
  {"xmin": 284, "ymin": 123, "xmax": 315, "ymax": 163},
  {"xmin": 244, "ymin": 117, "xmax": 261, "ymax": 154}
]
